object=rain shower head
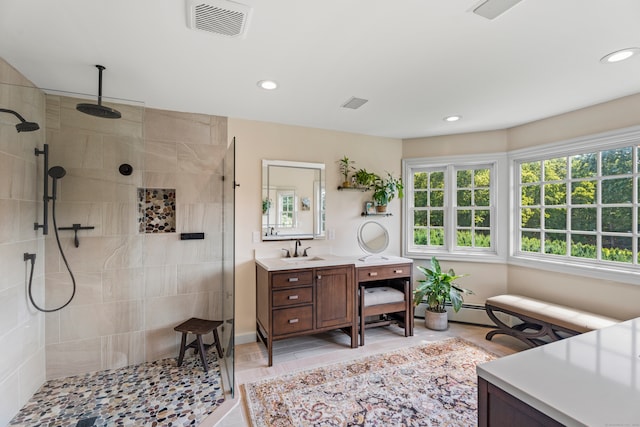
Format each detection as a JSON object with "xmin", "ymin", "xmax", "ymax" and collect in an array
[
  {"xmin": 76, "ymin": 102, "xmax": 122, "ymax": 119},
  {"xmin": 0, "ymin": 108, "xmax": 40, "ymax": 132},
  {"xmin": 76, "ymin": 65, "xmax": 122, "ymax": 119}
]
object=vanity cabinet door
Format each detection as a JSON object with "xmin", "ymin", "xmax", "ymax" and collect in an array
[{"xmin": 315, "ymin": 266, "xmax": 354, "ymax": 329}]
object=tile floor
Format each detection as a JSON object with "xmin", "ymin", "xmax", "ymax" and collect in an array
[
  {"xmin": 215, "ymin": 320, "xmax": 528, "ymax": 427},
  {"xmin": 10, "ymin": 352, "xmax": 225, "ymax": 427}
]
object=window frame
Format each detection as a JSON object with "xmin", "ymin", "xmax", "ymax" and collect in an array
[
  {"xmin": 509, "ymin": 125, "xmax": 640, "ymax": 283},
  {"xmin": 403, "ymin": 153, "xmax": 508, "ymax": 262}
]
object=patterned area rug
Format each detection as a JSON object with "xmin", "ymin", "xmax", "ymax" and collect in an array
[
  {"xmin": 10, "ymin": 352, "xmax": 224, "ymax": 427},
  {"xmin": 241, "ymin": 338, "xmax": 496, "ymax": 427}
]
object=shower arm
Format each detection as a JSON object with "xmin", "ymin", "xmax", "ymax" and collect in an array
[{"xmin": 34, "ymin": 144, "xmax": 50, "ymax": 235}]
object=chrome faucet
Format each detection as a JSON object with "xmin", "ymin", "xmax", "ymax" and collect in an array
[{"xmin": 293, "ymin": 239, "xmax": 301, "ymax": 257}]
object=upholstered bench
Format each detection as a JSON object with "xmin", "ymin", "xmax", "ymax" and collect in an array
[{"xmin": 485, "ymin": 294, "xmax": 621, "ymax": 348}]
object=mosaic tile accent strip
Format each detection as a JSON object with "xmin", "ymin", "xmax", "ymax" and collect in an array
[
  {"xmin": 10, "ymin": 352, "xmax": 224, "ymax": 427},
  {"xmin": 138, "ymin": 188, "xmax": 176, "ymax": 233}
]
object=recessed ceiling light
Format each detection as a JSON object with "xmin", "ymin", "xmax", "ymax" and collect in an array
[
  {"xmin": 257, "ymin": 80, "xmax": 278, "ymax": 90},
  {"xmin": 444, "ymin": 115, "xmax": 462, "ymax": 122},
  {"xmin": 600, "ymin": 48, "xmax": 640, "ymax": 64}
]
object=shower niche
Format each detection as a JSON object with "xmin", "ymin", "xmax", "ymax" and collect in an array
[{"xmin": 138, "ymin": 188, "xmax": 177, "ymax": 233}]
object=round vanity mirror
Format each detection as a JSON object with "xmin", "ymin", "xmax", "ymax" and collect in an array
[{"xmin": 357, "ymin": 221, "xmax": 389, "ymax": 256}]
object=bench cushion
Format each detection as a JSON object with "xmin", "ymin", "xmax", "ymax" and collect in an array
[
  {"xmin": 486, "ymin": 294, "xmax": 621, "ymax": 334},
  {"xmin": 363, "ymin": 287, "xmax": 405, "ymax": 307}
]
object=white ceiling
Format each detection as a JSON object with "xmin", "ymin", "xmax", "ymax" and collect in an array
[{"xmin": 1, "ymin": 0, "xmax": 639, "ymax": 139}]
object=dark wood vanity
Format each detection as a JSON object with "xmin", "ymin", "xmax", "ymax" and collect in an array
[{"xmin": 255, "ymin": 256, "xmax": 413, "ymax": 366}]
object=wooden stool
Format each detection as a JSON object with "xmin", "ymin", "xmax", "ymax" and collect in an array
[{"xmin": 174, "ymin": 318, "xmax": 223, "ymax": 372}]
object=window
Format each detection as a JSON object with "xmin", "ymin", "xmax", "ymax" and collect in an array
[
  {"xmin": 277, "ymin": 191, "xmax": 295, "ymax": 228},
  {"xmin": 515, "ymin": 137, "xmax": 640, "ymax": 269},
  {"xmin": 403, "ymin": 154, "xmax": 506, "ymax": 260}
]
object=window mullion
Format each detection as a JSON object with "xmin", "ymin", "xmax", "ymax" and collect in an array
[{"xmin": 445, "ymin": 165, "xmax": 455, "ymax": 251}]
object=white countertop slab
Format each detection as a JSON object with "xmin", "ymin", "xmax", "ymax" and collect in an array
[
  {"xmin": 255, "ymin": 254, "xmax": 413, "ymax": 271},
  {"xmin": 477, "ymin": 317, "xmax": 640, "ymax": 426}
]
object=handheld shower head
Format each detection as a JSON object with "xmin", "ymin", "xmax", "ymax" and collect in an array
[
  {"xmin": 48, "ymin": 166, "xmax": 67, "ymax": 179},
  {"xmin": 48, "ymin": 166, "xmax": 67, "ymax": 200},
  {"xmin": 0, "ymin": 108, "xmax": 40, "ymax": 132}
]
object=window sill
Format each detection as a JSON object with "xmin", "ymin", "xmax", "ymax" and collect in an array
[
  {"xmin": 509, "ymin": 254, "xmax": 640, "ymax": 286},
  {"xmin": 403, "ymin": 249, "xmax": 505, "ymax": 264}
]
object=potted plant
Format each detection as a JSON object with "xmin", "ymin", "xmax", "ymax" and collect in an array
[
  {"xmin": 353, "ymin": 168, "xmax": 378, "ymax": 190},
  {"xmin": 337, "ymin": 155, "xmax": 355, "ymax": 187},
  {"xmin": 413, "ymin": 256, "xmax": 473, "ymax": 330},
  {"xmin": 372, "ymin": 172, "xmax": 403, "ymax": 212},
  {"xmin": 262, "ymin": 198, "xmax": 271, "ymax": 215}
]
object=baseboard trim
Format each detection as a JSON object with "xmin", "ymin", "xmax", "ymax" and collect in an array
[
  {"xmin": 235, "ymin": 331, "xmax": 257, "ymax": 346},
  {"xmin": 414, "ymin": 302, "xmax": 495, "ymax": 327}
]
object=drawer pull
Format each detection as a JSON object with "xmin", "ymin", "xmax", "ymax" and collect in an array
[
  {"xmin": 288, "ymin": 277, "xmax": 299, "ymax": 282},
  {"xmin": 288, "ymin": 295, "xmax": 299, "ymax": 300},
  {"xmin": 288, "ymin": 318, "xmax": 299, "ymax": 324},
  {"xmin": 316, "ymin": 275, "xmax": 322, "ymax": 280},
  {"xmin": 394, "ymin": 269, "xmax": 403, "ymax": 274},
  {"xmin": 368, "ymin": 272, "xmax": 378, "ymax": 277}
]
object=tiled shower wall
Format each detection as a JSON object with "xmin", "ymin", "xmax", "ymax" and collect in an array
[
  {"xmin": 44, "ymin": 100, "xmax": 228, "ymax": 379},
  {"xmin": 0, "ymin": 60, "xmax": 46, "ymax": 426}
]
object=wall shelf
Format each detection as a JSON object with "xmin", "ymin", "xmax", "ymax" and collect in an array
[
  {"xmin": 361, "ymin": 212, "xmax": 392, "ymax": 217},
  {"xmin": 337, "ymin": 186, "xmax": 370, "ymax": 192}
]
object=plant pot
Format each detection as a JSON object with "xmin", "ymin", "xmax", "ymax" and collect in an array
[
  {"xmin": 425, "ymin": 309, "xmax": 448, "ymax": 330},
  {"xmin": 375, "ymin": 205, "xmax": 387, "ymax": 213},
  {"xmin": 342, "ymin": 181, "xmax": 351, "ymax": 188}
]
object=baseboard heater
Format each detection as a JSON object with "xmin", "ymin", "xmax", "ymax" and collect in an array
[{"xmin": 414, "ymin": 302, "xmax": 495, "ymax": 327}]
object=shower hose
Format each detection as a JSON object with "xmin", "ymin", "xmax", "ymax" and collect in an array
[{"xmin": 26, "ymin": 197, "xmax": 76, "ymax": 312}]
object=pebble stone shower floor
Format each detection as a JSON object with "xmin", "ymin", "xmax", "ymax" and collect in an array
[{"xmin": 9, "ymin": 352, "xmax": 225, "ymax": 427}]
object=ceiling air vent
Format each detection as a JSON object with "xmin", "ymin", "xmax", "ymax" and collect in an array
[
  {"xmin": 472, "ymin": 0, "xmax": 522, "ymax": 20},
  {"xmin": 341, "ymin": 97, "xmax": 368, "ymax": 110},
  {"xmin": 187, "ymin": 0, "xmax": 252, "ymax": 38}
]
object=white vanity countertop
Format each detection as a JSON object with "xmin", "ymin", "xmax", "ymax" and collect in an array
[
  {"xmin": 255, "ymin": 254, "xmax": 413, "ymax": 271},
  {"xmin": 477, "ymin": 317, "xmax": 640, "ymax": 426}
]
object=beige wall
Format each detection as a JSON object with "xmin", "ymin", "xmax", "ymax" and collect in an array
[
  {"xmin": 43, "ymin": 101, "xmax": 228, "ymax": 379},
  {"xmin": 0, "ymin": 59, "xmax": 46, "ymax": 426},
  {"xmin": 230, "ymin": 118, "xmax": 402, "ymax": 342},
  {"xmin": 402, "ymin": 93, "xmax": 640, "ymax": 320},
  {"xmin": 403, "ymin": 129, "xmax": 508, "ymax": 158}
]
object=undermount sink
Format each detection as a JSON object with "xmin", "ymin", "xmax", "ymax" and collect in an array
[{"xmin": 281, "ymin": 256, "xmax": 325, "ymax": 263}]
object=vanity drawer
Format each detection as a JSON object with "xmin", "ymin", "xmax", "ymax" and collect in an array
[
  {"xmin": 358, "ymin": 264, "xmax": 411, "ymax": 282},
  {"xmin": 273, "ymin": 306, "xmax": 313, "ymax": 335},
  {"xmin": 272, "ymin": 270, "xmax": 314, "ymax": 288},
  {"xmin": 273, "ymin": 287, "xmax": 313, "ymax": 307}
]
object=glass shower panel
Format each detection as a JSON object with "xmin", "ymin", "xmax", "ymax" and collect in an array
[{"xmin": 221, "ymin": 136, "xmax": 236, "ymax": 395}]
